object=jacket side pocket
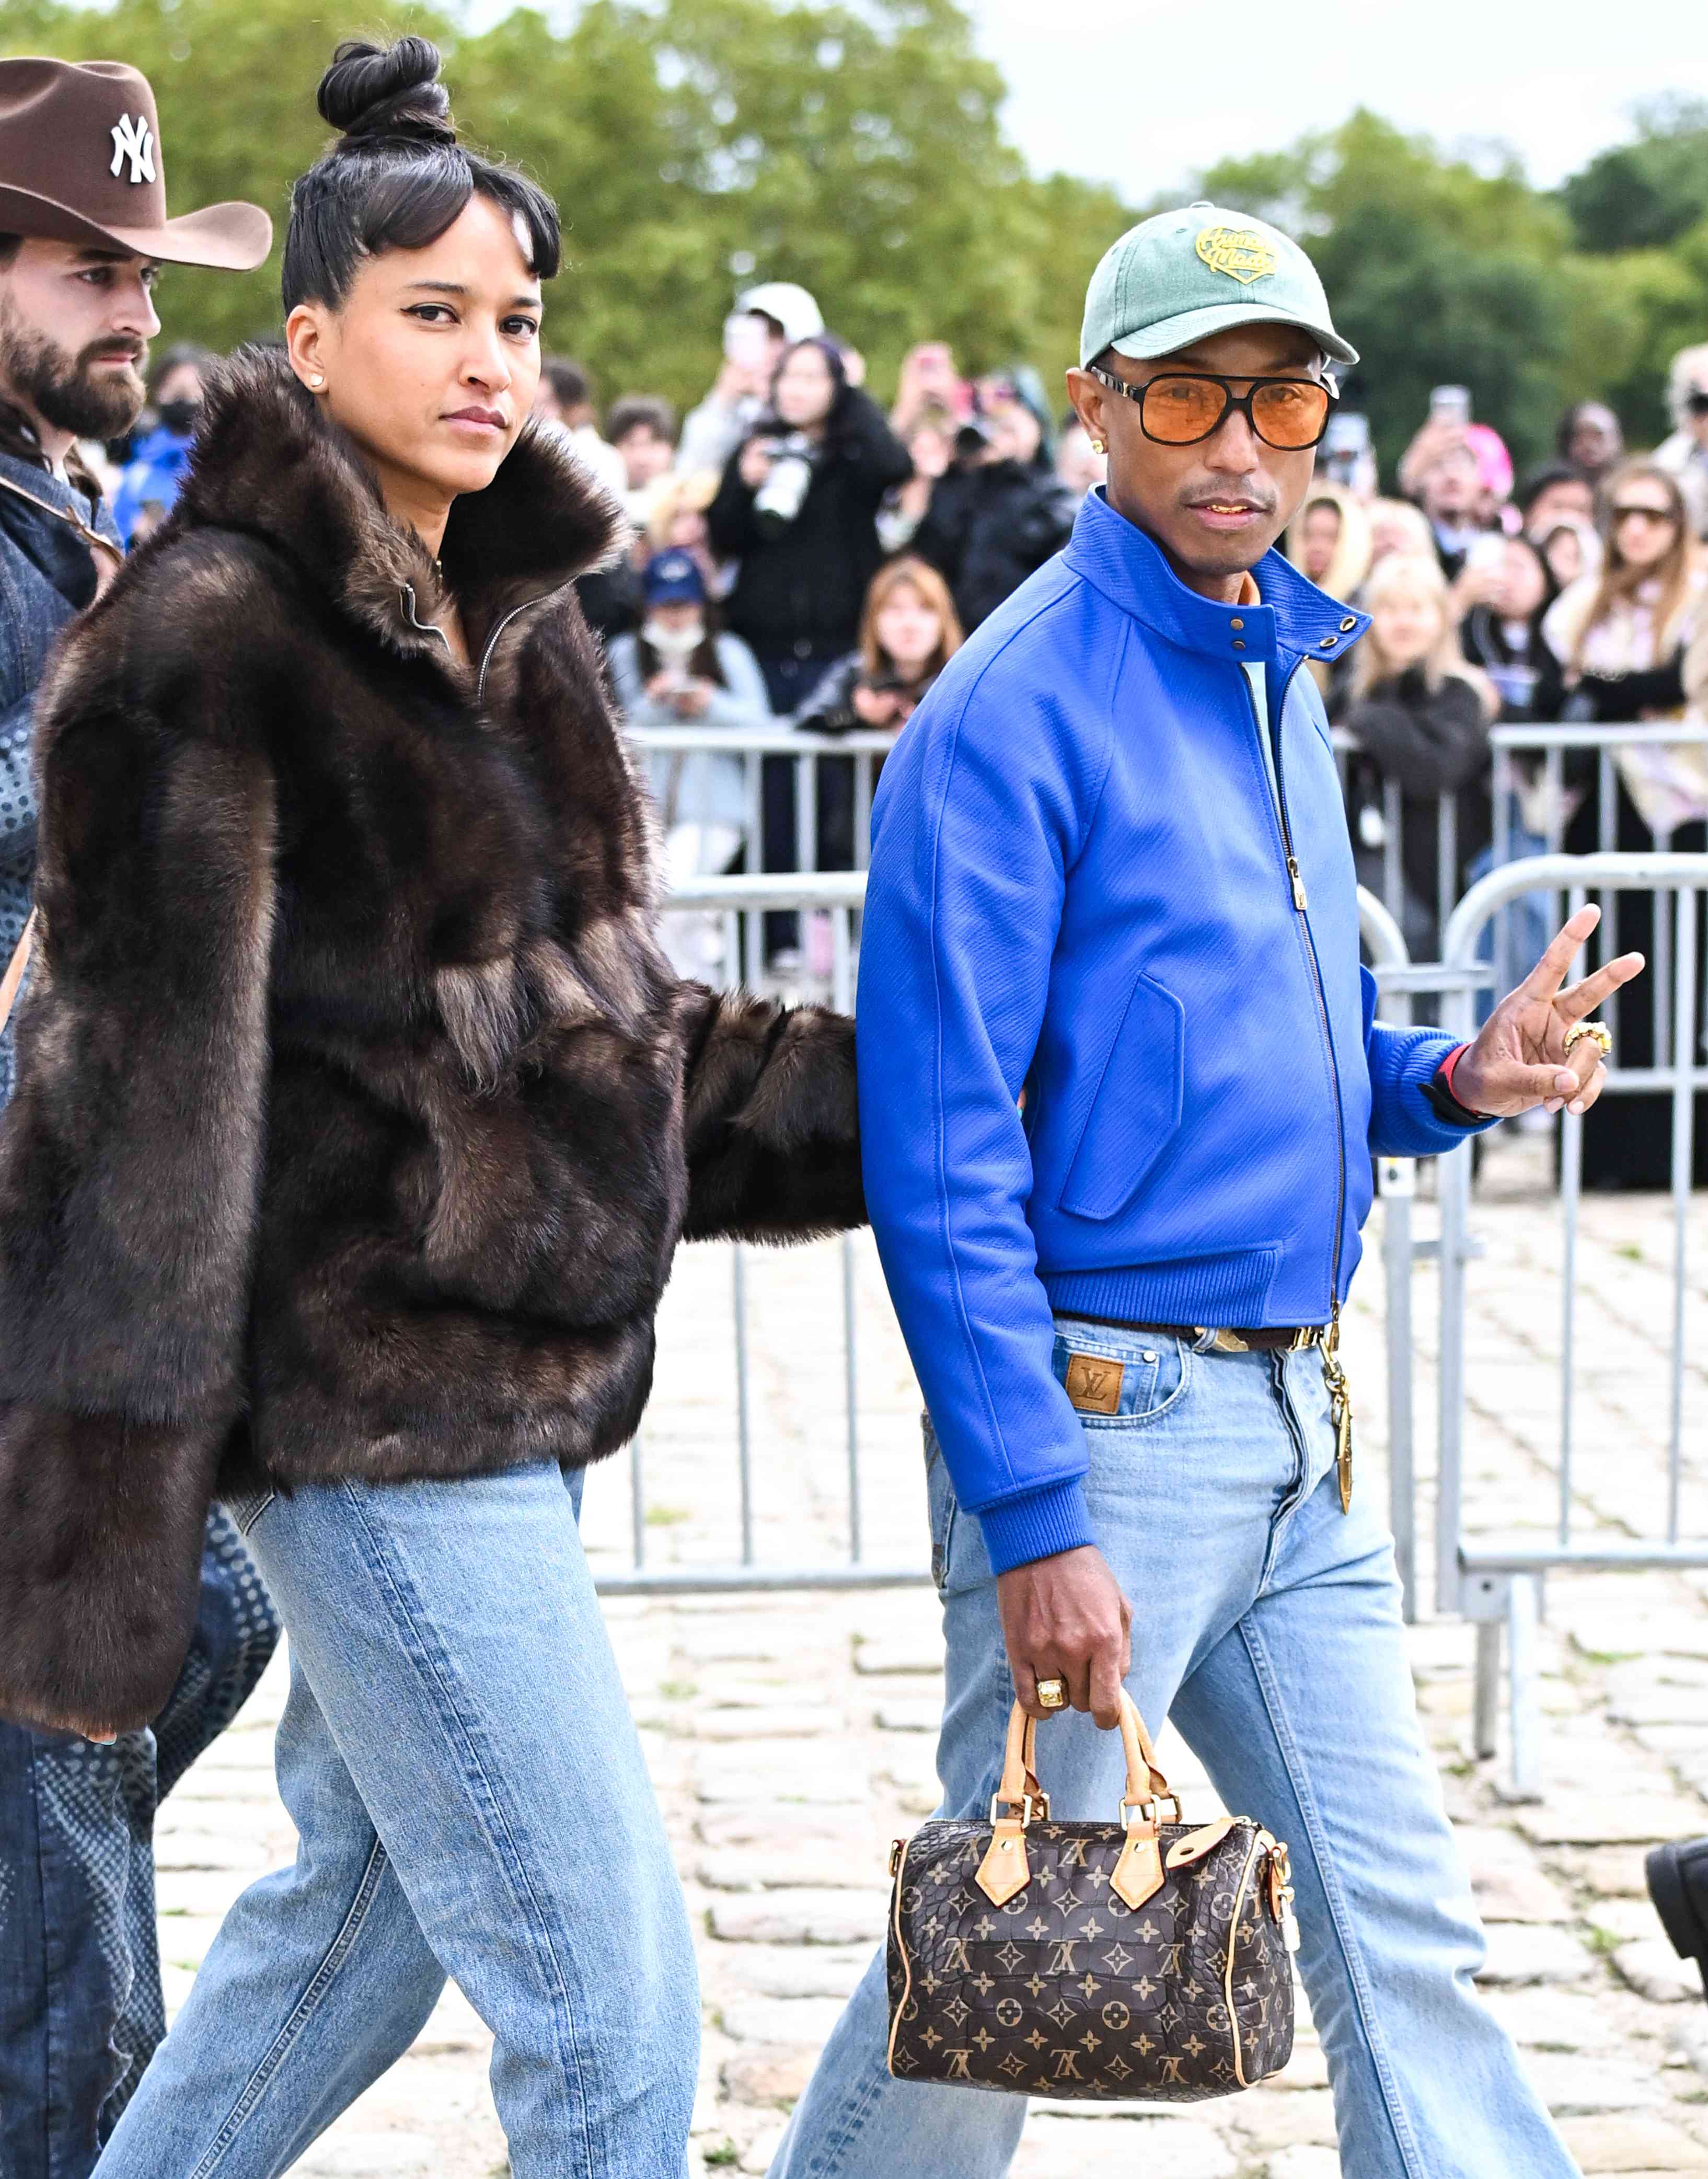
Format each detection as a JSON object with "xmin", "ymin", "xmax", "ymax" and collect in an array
[{"xmin": 1058, "ymin": 970, "xmax": 1186, "ymax": 1221}]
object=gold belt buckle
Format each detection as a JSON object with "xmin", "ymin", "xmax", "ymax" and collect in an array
[{"xmin": 1205, "ymin": 1326, "xmax": 1320, "ymax": 1354}]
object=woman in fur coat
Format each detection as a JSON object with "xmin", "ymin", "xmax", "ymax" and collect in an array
[{"xmin": 0, "ymin": 39, "xmax": 863, "ymax": 2177}]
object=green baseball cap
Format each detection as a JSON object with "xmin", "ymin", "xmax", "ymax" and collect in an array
[{"xmin": 1080, "ymin": 201, "xmax": 1357, "ymax": 371}]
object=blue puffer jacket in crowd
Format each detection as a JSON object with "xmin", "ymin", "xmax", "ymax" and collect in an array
[
  {"xmin": 111, "ymin": 422, "xmax": 195, "ymax": 544},
  {"xmin": 0, "ymin": 448, "xmax": 120, "ymax": 1105},
  {"xmin": 856, "ymin": 488, "xmax": 1491, "ymax": 1575}
]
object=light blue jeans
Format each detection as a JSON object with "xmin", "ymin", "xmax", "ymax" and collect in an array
[
  {"xmin": 771, "ymin": 1319, "xmax": 1579, "ymax": 2179},
  {"xmin": 94, "ymin": 1462, "xmax": 698, "ymax": 2179}
]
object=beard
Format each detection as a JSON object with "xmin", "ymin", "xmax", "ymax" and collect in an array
[{"xmin": 0, "ymin": 296, "xmax": 147, "ymax": 443}]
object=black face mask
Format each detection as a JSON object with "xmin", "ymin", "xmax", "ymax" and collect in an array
[{"xmin": 156, "ymin": 398, "xmax": 199, "ymax": 437}]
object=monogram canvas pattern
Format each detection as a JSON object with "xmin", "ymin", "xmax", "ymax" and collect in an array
[{"xmin": 887, "ymin": 1817, "xmax": 1294, "ymax": 2100}]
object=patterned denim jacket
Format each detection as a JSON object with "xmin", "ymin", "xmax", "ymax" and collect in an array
[{"xmin": 0, "ymin": 446, "xmax": 119, "ymax": 1105}]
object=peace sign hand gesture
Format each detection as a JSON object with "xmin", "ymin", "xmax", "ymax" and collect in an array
[{"xmin": 1451, "ymin": 904, "xmax": 1645, "ymax": 1121}]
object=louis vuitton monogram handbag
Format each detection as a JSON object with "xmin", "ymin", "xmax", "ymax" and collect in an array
[{"xmin": 886, "ymin": 1690, "xmax": 1298, "ymax": 2100}]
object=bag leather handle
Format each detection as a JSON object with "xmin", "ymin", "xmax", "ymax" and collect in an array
[
  {"xmin": 0, "ymin": 909, "xmax": 35, "ymax": 1038},
  {"xmin": 976, "ymin": 1689, "xmax": 1177, "ymax": 1911},
  {"xmin": 993, "ymin": 1688, "xmax": 1172, "ymax": 1816}
]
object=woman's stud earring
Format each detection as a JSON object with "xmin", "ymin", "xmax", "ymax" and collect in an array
[
  {"xmin": 308, "ymin": 373, "xmax": 325, "ymax": 390},
  {"xmin": 1090, "ymin": 438, "xmax": 1105, "ymax": 455}
]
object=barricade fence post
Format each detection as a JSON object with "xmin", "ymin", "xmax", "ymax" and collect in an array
[
  {"xmin": 1358, "ymin": 885, "xmax": 1420, "ymax": 1623},
  {"xmin": 1435, "ymin": 849, "xmax": 1708, "ymax": 1798}
]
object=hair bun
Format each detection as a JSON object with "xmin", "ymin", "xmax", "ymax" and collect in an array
[{"xmin": 317, "ymin": 36, "xmax": 455, "ymax": 145}]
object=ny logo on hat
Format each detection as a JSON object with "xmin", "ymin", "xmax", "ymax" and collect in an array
[{"xmin": 109, "ymin": 113, "xmax": 155, "ymax": 187}]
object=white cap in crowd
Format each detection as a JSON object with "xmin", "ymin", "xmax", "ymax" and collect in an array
[{"xmin": 735, "ymin": 281, "xmax": 823, "ymax": 344}]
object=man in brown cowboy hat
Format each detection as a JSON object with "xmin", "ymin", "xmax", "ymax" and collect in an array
[{"xmin": 0, "ymin": 56, "xmax": 280, "ymax": 2179}]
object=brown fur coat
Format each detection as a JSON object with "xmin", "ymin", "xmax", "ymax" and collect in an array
[{"xmin": 0, "ymin": 350, "xmax": 863, "ymax": 1734}]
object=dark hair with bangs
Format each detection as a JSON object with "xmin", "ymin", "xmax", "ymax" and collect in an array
[{"xmin": 281, "ymin": 37, "xmax": 560, "ymax": 313}]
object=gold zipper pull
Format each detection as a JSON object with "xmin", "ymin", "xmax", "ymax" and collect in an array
[
  {"xmin": 1323, "ymin": 1302, "xmax": 1353, "ymax": 1512},
  {"xmin": 1287, "ymin": 856, "xmax": 1308, "ymax": 912}
]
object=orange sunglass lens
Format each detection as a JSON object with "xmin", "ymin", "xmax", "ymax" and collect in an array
[
  {"xmin": 1251, "ymin": 382, "xmax": 1331, "ymax": 447},
  {"xmin": 1142, "ymin": 377, "xmax": 1226, "ymax": 442}
]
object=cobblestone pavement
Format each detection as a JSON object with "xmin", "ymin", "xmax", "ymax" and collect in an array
[{"xmin": 156, "ymin": 1132, "xmax": 1708, "ymax": 2176}]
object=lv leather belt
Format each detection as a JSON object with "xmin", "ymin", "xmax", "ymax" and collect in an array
[{"xmin": 1072, "ymin": 1316, "xmax": 1324, "ymax": 1355}]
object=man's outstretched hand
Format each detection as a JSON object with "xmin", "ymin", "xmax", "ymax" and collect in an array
[
  {"xmin": 997, "ymin": 1546, "xmax": 1133, "ymax": 1730},
  {"xmin": 1452, "ymin": 904, "xmax": 1644, "ymax": 1121}
]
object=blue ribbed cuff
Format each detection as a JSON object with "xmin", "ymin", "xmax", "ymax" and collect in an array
[
  {"xmin": 976, "ymin": 1475, "xmax": 1096, "ymax": 1575},
  {"xmin": 1401, "ymin": 1030, "xmax": 1499, "ymax": 1147}
]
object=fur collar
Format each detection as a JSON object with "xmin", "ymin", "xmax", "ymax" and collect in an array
[{"xmin": 175, "ymin": 345, "xmax": 625, "ymax": 663}]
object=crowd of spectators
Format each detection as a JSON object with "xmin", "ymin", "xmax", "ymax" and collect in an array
[
  {"xmin": 80, "ymin": 282, "xmax": 1708, "ymax": 1182},
  {"xmin": 1283, "ymin": 355, "xmax": 1708, "ymax": 1188}
]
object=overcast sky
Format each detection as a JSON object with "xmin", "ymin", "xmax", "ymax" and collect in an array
[{"xmin": 968, "ymin": 0, "xmax": 1708, "ymax": 199}]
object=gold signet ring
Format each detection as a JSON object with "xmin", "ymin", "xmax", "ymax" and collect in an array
[
  {"xmin": 1036, "ymin": 1677, "xmax": 1068, "ymax": 1711},
  {"xmin": 1563, "ymin": 1020, "xmax": 1613, "ymax": 1059}
]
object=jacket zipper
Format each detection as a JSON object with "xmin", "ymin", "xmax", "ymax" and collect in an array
[
  {"xmin": 477, "ymin": 596, "xmax": 551, "ymax": 706},
  {"xmin": 1240, "ymin": 662, "xmax": 1356, "ymax": 1506},
  {"xmin": 397, "ymin": 586, "xmax": 553, "ymax": 708}
]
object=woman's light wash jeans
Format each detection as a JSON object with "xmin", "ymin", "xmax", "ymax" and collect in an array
[
  {"xmin": 771, "ymin": 1319, "xmax": 1579, "ymax": 2179},
  {"xmin": 94, "ymin": 1461, "xmax": 698, "ymax": 2179}
]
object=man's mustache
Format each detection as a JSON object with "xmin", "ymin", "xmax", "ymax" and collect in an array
[{"xmin": 1180, "ymin": 483, "xmax": 1279, "ymax": 512}]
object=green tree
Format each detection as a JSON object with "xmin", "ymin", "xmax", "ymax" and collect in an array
[
  {"xmin": 8, "ymin": 0, "xmax": 1704, "ymax": 478},
  {"xmin": 3, "ymin": 0, "xmax": 449, "ymax": 354},
  {"xmin": 1560, "ymin": 95, "xmax": 1708, "ymax": 255},
  {"xmin": 2, "ymin": 0, "xmax": 1128, "ymax": 416},
  {"xmin": 452, "ymin": 0, "xmax": 1091, "ymax": 414},
  {"xmin": 1202, "ymin": 112, "xmax": 1580, "ymax": 479}
]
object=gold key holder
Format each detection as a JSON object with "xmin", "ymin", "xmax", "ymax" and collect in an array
[{"xmin": 1323, "ymin": 1304, "xmax": 1354, "ymax": 1513}]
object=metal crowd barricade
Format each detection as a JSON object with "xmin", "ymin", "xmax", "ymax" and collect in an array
[
  {"xmin": 1332, "ymin": 728, "xmax": 1466, "ymax": 964},
  {"xmin": 593, "ymin": 872, "xmax": 926, "ymax": 1596},
  {"xmin": 1431, "ymin": 852, "xmax": 1708, "ymax": 1797},
  {"xmin": 629, "ymin": 725, "xmax": 899, "ymax": 873},
  {"xmin": 596, "ymin": 872, "xmax": 1423, "ymax": 1601},
  {"xmin": 1334, "ymin": 720, "xmax": 1708, "ymax": 992},
  {"xmin": 1488, "ymin": 720, "xmax": 1708, "ymax": 1048},
  {"xmin": 1357, "ymin": 889, "xmax": 1426, "ymax": 1620}
]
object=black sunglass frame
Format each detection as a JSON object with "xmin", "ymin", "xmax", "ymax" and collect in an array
[{"xmin": 1087, "ymin": 364, "xmax": 1338, "ymax": 450}]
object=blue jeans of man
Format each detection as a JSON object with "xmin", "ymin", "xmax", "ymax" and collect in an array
[
  {"xmin": 94, "ymin": 1460, "xmax": 698, "ymax": 2179},
  {"xmin": 0, "ymin": 1508, "xmax": 280, "ymax": 2179},
  {"xmin": 771, "ymin": 1319, "xmax": 1579, "ymax": 2179}
]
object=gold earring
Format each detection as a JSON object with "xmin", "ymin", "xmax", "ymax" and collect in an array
[{"xmin": 1090, "ymin": 437, "xmax": 1105, "ymax": 455}]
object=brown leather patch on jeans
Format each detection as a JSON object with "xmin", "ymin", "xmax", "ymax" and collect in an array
[{"xmin": 1064, "ymin": 1353, "xmax": 1124, "ymax": 1414}]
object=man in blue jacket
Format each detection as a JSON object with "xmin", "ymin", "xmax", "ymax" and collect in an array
[{"xmin": 772, "ymin": 208, "xmax": 1639, "ymax": 2177}]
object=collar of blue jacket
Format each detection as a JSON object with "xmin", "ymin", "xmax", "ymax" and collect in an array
[{"xmin": 1063, "ymin": 483, "xmax": 1369, "ymax": 669}]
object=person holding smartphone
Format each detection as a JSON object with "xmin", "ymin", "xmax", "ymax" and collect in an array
[{"xmin": 675, "ymin": 279, "xmax": 824, "ymax": 478}]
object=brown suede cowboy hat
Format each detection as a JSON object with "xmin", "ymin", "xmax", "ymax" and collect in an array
[{"xmin": 0, "ymin": 57, "xmax": 270, "ymax": 270}]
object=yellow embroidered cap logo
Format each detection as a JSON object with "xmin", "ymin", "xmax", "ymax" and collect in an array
[{"xmin": 1195, "ymin": 225, "xmax": 1277, "ymax": 285}]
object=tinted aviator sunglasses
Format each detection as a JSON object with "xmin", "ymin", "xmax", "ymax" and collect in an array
[{"xmin": 1087, "ymin": 365, "xmax": 1337, "ymax": 451}]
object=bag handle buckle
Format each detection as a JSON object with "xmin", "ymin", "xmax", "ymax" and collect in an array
[
  {"xmin": 989, "ymin": 1789, "xmax": 1049, "ymax": 1828},
  {"xmin": 1120, "ymin": 1791, "xmax": 1182, "ymax": 1828}
]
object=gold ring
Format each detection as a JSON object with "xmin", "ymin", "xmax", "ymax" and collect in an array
[
  {"xmin": 1563, "ymin": 1020, "xmax": 1612, "ymax": 1059},
  {"xmin": 1035, "ymin": 1677, "xmax": 1068, "ymax": 1711}
]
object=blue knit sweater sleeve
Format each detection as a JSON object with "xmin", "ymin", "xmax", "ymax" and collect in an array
[
  {"xmin": 856, "ymin": 609, "xmax": 1113, "ymax": 1574},
  {"xmin": 1360, "ymin": 967, "xmax": 1495, "ymax": 1155}
]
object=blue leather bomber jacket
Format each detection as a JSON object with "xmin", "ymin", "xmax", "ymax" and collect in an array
[{"xmin": 855, "ymin": 488, "xmax": 1490, "ymax": 1575}]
